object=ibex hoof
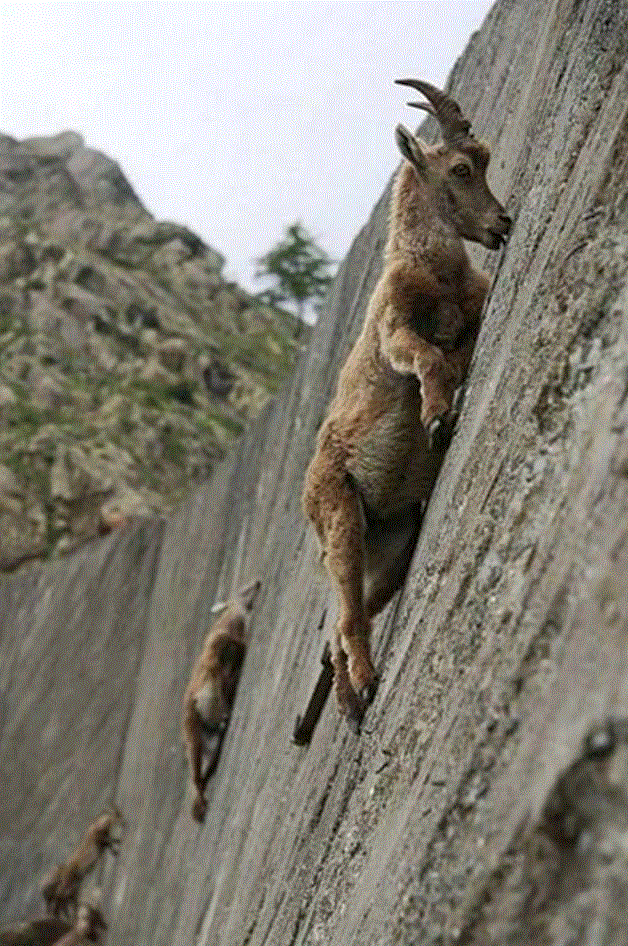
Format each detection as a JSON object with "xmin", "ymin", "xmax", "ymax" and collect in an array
[
  {"xmin": 451, "ymin": 384, "xmax": 465, "ymax": 415},
  {"xmin": 428, "ymin": 413, "xmax": 456, "ymax": 452},
  {"xmin": 346, "ymin": 703, "xmax": 365, "ymax": 734},
  {"xmin": 339, "ymin": 688, "xmax": 366, "ymax": 733},
  {"xmin": 342, "ymin": 678, "xmax": 378, "ymax": 733},
  {"xmin": 360, "ymin": 679, "xmax": 378, "ymax": 707},
  {"xmin": 191, "ymin": 798, "xmax": 207, "ymax": 823}
]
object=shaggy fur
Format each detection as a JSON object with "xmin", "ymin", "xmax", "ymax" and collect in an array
[
  {"xmin": 182, "ymin": 579, "xmax": 261, "ymax": 822},
  {"xmin": 51, "ymin": 906, "xmax": 106, "ymax": 946},
  {"xmin": 303, "ymin": 80, "xmax": 510, "ymax": 730},
  {"xmin": 1, "ymin": 906, "xmax": 106, "ymax": 946}
]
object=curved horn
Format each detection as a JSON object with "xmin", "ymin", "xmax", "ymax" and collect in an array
[
  {"xmin": 395, "ymin": 78, "xmax": 472, "ymax": 143},
  {"xmin": 406, "ymin": 101, "xmax": 436, "ymax": 117}
]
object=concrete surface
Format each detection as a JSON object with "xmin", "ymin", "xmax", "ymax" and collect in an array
[{"xmin": 3, "ymin": 1, "xmax": 628, "ymax": 943}]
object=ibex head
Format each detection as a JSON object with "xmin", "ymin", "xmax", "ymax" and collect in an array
[{"xmin": 394, "ymin": 79, "xmax": 511, "ymax": 250}]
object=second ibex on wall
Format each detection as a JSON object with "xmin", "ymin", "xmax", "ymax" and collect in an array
[
  {"xmin": 0, "ymin": 904, "xmax": 107, "ymax": 946},
  {"xmin": 303, "ymin": 80, "xmax": 511, "ymax": 731},
  {"xmin": 182, "ymin": 579, "xmax": 261, "ymax": 822}
]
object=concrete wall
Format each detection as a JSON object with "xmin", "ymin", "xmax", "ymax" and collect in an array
[{"xmin": 3, "ymin": 1, "xmax": 628, "ymax": 943}]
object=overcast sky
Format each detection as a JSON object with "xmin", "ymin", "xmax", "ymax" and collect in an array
[{"xmin": 0, "ymin": 1, "xmax": 494, "ymax": 294}]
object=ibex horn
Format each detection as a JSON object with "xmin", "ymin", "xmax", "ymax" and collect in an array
[{"xmin": 395, "ymin": 78, "xmax": 472, "ymax": 143}]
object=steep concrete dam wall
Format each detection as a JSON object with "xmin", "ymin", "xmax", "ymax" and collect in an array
[{"xmin": 3, "ymin": 0, "xmax": 628, "ymax": 943}]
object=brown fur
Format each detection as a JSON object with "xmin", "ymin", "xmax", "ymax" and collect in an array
[
  {"xmin": 41, "ymin": 808, "xmax": 124, "ymax": 917},
  {"xmin": 50, "ymin": 906, "xmax": 106, "ymax": 946},
  {"xmin": 1, "ymin": 906, "xmax": 106, "ymax": 946},
  {"xmin": 182, "ymin": 579, "xmax": 261, "ymax": 821},
  {"xmin": 0, "ymin": 918, "xmax": 69, "ymax": 946},
  {"xmin": 302, "ymin": 82, "xmax": 510, "ymax": 730}
]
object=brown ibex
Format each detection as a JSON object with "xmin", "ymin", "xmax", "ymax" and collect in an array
[
  {"xmin": 50, "ymin": 905, "xmax": 106, "ymax": 946},
  {"xmin": 182, "ymin": 579, "xmax": 261, "ymax": 822},
  {"xmin": 303, "ymin": 80, "xmax": 511, "ymax": 731},
  {"xmin": 0, "ymin": 905, "xmax": 106, "ymax": 946},
  {"xmin": 41, "ymin": 807, "xmax": 124, "ymax": 917}
]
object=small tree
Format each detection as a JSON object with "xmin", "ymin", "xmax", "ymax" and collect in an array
[{"xmin": 254, "ymin": 222, "xmax": 335, "ymax": 327}]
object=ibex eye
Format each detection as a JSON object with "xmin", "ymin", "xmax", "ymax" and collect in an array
[{"xmin": 452, "ymin": 163, "xmax": 471, "ymax": 178}]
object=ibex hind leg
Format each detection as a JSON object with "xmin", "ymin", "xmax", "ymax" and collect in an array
[
  {"xmin": 307, "ymin": 460, "xmax": 378, "ymax": 727},
  {"xmin": 331, "ymin": 627, "xmax": 368, "ymax": 734},
  {"xmin": 203, "ymin": 732, "xmax": 225, "ymax": 783}
]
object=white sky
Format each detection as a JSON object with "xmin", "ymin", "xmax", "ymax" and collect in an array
[{"xmin": 0, "ymin": 1, "xmax": 494, "ymax": 293}]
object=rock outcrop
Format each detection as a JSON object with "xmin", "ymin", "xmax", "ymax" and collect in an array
[
  {"xmin": 2, "ymin": 0, "xmax": 628, "ymax": 944},
  {"xmin": 0, "ymin": 132, "xmax": 301, "ymax": 566}
]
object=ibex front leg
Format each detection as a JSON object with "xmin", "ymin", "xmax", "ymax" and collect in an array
[{"xmin": 380, "ymin": 262, "xmax": 462, "ymax": 440}]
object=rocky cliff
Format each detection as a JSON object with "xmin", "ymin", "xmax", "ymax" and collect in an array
[
  {"xmin": 0, "ymin": 131, "xmax": 301, "ymax": 567},
  {"xmin": 2, "ymin": 0, "xmax": 628, "ymax": 944}
]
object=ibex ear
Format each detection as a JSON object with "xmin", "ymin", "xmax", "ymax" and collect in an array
[{"xmin": 395, "ymin": 124, "xmax": 429, "ymax": 179}]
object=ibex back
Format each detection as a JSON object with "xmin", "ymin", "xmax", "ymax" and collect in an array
[{"xmin": 303, "ymin": 80, "xmax": 511, "ymax": 731}]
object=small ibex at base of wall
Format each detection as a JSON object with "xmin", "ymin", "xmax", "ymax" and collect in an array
[
  {"xmin": 40, "ymin": 807, "xmax": 124, "ymax": 917},
  {"xmin": 0, "ymin": 904, "xmax": 107, "ymax": 946},
  {"xmin": 50, "ymin": 905, "xmax": 107, "ymax": 946},
  {"xmin": 182, "ymin": 579, "xmax": 261, "ymax": 822},
  {"xmin": 303, "ymin": 80, "xmax": 511, "ymax": 731}
]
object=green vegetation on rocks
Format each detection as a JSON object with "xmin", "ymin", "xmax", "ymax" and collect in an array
[{"xmin": 0, "ymin": 131, "xmax": 304, "ymax": 567}]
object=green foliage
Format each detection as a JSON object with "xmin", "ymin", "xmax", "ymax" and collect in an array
[{"xmin": 254, "ymin": 222, "xmax": 335, "ymax": 323}]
